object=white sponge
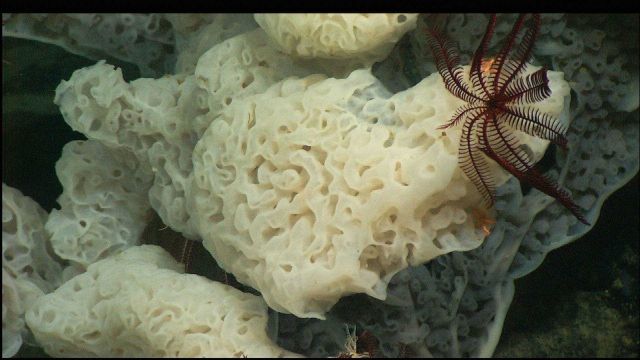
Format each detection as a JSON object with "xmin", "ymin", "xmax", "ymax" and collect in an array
[
  {"xmin": 25, "ymin": 245, "xmax": 299, "ymax": 357},
  {"xmin": 191, "ymin": 64, "xmax": 569, "ymax": 319},
  {"xmin": 2, "ymin": 183, "xmax": 63, "ymax": 291},
  {"xmin": 2, "ymin": 184, "xmax": 62, "ymax": 357},
  {"xmin": 3, "ymin": 268, "xmax": 25, "ymax": 358},
  {"xmin": 254, "ymin": 14, "xmax": 417, "ymax": 63},
  {"xmin": 45, "ymin": 140, "xmax": 153, "ymax": 267}
]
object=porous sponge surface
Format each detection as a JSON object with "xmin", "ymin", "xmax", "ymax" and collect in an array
[
  {"xmin": 2, "ymin": 183, "xmax": 62, "ymax": 357},
  {"xmin": 54, "ymin": 60, "xmax": 202, "ymax": 239},
  {"xmin": 171, "ymin": 14, "xmax": 257, "ymax": 74},
  {"xmin": 254, "ymin": 14, "xmax": 417, "ymax": 62},
  {"xmin": 25, "ymin": 245, "xmax": 297, "ymax": 357},
  {"xmin": 45, "ymin": 140, "xmax": 153, "ymax": 267},
  {"xmin": 2, "ymin": 183, "xmax": 63, "ymax": 291},
  {"xmin": 52, "ymin": 29, "xmax": 347, "ymax": 240},
  {"xmin": 2, "ymin": 14, "xmax": 176, "ymax": 77},
  {"xmin": 3, "ymin": 268, "xmax": 25, "ymax": 358},
  {"xmin": 191, "ymin": 65, "xmax": 569, "ymax": 319}
]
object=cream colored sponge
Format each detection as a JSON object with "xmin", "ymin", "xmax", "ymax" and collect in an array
[
  {"xmin": 2, "ymin": 183, "xmax": 63, "ymax": 292},
  {"xmin": 2, "ymin": 183, "xmax": 62, "ymax": 357},
  {"xmin": 191, "ymin": 65, "xmax": 569, "ymax": 319},
  {"xmin": 25, "ymin": 245, "xmax": 298, "ymax": 357},
  {"xmin": 254, "ymin": 14, "xmax": 417, "ymax": 62},
  {"xmin": 45, "ymin": 140, "xmax": 154, "ymax": 267}
]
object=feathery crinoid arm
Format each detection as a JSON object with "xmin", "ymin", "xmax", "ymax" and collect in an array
[
  {"xmin": 470, "ymin": 14, "xmax": 497, "ymax": 100},
  {"xmin": 437, "ymin": 104, "xmax": 489, "ymax": 130},
  {"xmin": 424, "ymin": 21, "xmax": 483, "ymax": 103},
  {"xmin": 480, "ymin": 115, "xmax": 536, "ymax": 174},
  {"xmin": 498, "ymin": 105, "xmax": 568, "ymax": 150},
  {"xmin": 490, "ymin": 14, "xmax": 541, "ymax": 96},
  {"xmin": 502, "ymin": 68, "xmax": 551, "ymax": 104},
  {"xmin": 480, "ymin": 119, "xmax": 589, "ymax": 225},
  {"xmin": 458, "ymin": 109, "xmax": 496, "ymax": 207}
]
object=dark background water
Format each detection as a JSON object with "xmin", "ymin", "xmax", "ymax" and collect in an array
[
  {"xmin": 2, "ymin": 35, "xmax": 638, "ymax": 357},
  {"xmin": 497, "ymin": 174, "xmax": 639, "ymax": 357}
]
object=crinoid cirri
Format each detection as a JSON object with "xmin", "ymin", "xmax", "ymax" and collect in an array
[{"xmin": 424, "ymin": 13, "xmax": 589, "ymax": 225}]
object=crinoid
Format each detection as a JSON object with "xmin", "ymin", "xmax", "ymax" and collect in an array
[{"xmin": 425, "ymin": 13, "xmax": 589, "ymax": 225}]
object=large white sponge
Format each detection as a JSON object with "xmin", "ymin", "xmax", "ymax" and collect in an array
[{"xmin": 191, "ymin": 64, "xmax": 570, "ymax": 319}]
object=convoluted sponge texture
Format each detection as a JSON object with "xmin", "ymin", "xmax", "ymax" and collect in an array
[
  {"xmin": 192, "ymin": 29, "xmax": 315, "ymax": 139},
  {"xmin": 2, "ymin": 183, "xmax": 63, "ymax": 291},
  {"xmin": 25, "ymin": 245, "xmax": 299, "ymax": 358},
  {"xmin": 2, "ymin": 273, "xmax": 45, "ymax": 357},
  {"xmin": 54, "ymin": 61, "xmax": 203, "ymax": 238},
  {"xmin": 2, "ymin": 184, "xmax": 62, "ymax": 357},
  {"xmin": 45, "ymin": 140, "xmax": 153, "ymax": 267},
  {"xmin": 192, "ymin": 65, "xmax": 569, "ymax": 318},
  {"xmin": 254, "ymin": 14, "xmax": 417, "ymax": 63},
  {"xmin": 53, "ymin": 29, "xmax": 369, "ymax": 239},
  {"xmin": 192, "ymin": 28, "xmax": 374, "ymax": 138},
  {"xmin": 3, "ymin": 268, "xmax": 25, "ymax": 358},
  {"xmin": 2, "ymin": 14, "xmax": 176, "ymax": 77},
  {"xmin": 169, "ymin": 13, "xmax": 258, "ymax": 74}
]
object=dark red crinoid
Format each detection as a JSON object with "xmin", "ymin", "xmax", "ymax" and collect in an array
[{"xmin": 425, "ymin": 14, "xmax": 589, "ymax": 225}]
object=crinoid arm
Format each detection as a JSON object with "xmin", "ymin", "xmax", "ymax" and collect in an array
[
  {"xmin": 502, "ymin": 68, "xmax": 551, "ymax": 104},
  {"xmin": 489, "ymin": 14, "xmax": 541, "ymax": 96},
  {"xmin": 458, "ymin": 110, "xmax": 496, "ymax": 207},
  {"xmin": 437, "ymin": 104, "xmax": 489, "ymax": 130},
  {"xmin": 480, "ymin": 120, "xmax": 589, "ymax": 225},
  {"xmin": 498, "ymin": 105, "xmax": 569, "ymax": 150},
  {"xmin": 424, "ymin": 21, "xmax": 482, "ymax": 103},
  {"xmin": 470, "ymin": 14, "xmax": 497, "ymax": 100}
]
